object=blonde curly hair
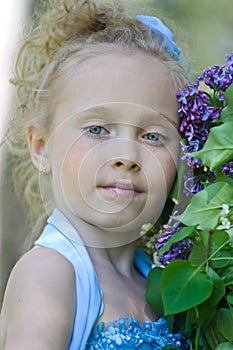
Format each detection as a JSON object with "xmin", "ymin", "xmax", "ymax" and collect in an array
[{"xmin": 5, "ymin": 0, "xmax": 192, "ymax": 254}]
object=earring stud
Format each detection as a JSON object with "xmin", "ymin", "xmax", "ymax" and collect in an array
[{"xmin": 39, "ymin": 164, "xmax": 47, "ymax": 175}]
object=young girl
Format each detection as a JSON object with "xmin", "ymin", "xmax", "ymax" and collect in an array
[{"xmin": 0, "ymin": 0, "xmax": 192, "ymax": 349}]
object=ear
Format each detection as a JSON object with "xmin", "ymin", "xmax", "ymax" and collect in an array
[{"xmin": 26, "ymin": 125, "xmax": 51, "ymax": 174}]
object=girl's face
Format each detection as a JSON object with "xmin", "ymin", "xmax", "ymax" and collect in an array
[{"xmin": 36, "ymin": 52, "xmax": 180, "ymax": 242}]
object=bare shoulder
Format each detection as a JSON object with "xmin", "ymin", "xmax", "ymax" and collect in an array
[{"xmin": 0, "ymin": 247, "xmax": 76, "ymax": 350}]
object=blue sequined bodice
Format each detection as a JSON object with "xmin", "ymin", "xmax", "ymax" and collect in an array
[
  {"xmin": 86, "ymin": 317, "xmax": 189, "ymax": 349},
  {"xmin": 35, "ymin": 209, "xmax": 189, "ymax": 349}
]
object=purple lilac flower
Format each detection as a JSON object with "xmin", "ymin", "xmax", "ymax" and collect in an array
[
  {"xmin": 198, "ymin": 65, "xmax": 228, "ymax": 91},
  {"xmin": 221, "ymin": 161, "xmax": 233, "ymax": 178},
  {"xmin": 178, "ymin": 52, "xmax": 233, "ymax": 153},
  {"xmin": 156, "ymin": 215, "xmax": 192, "ymax": 266},
  {"xmin": 183, "ymin": 167, "xmax": 216, "ymax": 196},
  {"xmin": 226, "ymin": 52, "xmax": 233, "ymax": 66},
  {"xmin": 225, "ymin": 52, "xmax": 233, "ymax": 86},
  {"xmin": 176, "ymin": 53, "xmax": 233, "ymax": 177},
  {"xmin": 156, "ymin": 52, "xmax": 233, "ymax": 266},
  {"xmin": 180, "ymin": 140, "xmax": 203, "ymax": 168},
  {"xmin": 198, "ymin": 52, "xmax": 233, "ymax": 92},
  {"xmin": 177, "ymin": 87, "xmax": 220, "ymax": 159}
]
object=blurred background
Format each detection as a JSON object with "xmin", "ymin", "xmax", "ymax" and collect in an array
[
  {"xmin": 1, "ymin": 0, "xmax": 232, "ymax": 138},
  {"xmin": 125, "ymin": 0, "xmax": 232, "ymax": 70},
  {"xmin": 0, "ymin": 0, "xmax": 232, "ymax": 305}
]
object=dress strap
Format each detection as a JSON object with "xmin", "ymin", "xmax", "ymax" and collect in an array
[
  {"xmin": 134, "ymin": 247, "xmax": 153, "ymax": 278},
  {"xmin": 35, "ymin": 208, "xmax": 103, "ymax": 350}
]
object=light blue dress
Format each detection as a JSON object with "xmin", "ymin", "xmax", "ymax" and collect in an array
[{"xmin": 35, "ymin": 209, "xmax": 189, "ymax": 350}]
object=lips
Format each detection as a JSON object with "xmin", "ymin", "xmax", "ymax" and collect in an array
[{"xmin": 99, "ymin": 181, "xmax": 143, "ymax": 198}]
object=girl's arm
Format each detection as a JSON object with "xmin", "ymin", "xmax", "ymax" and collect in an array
[{"xmin": 0, "ymin": 247, "xmax": 76, "ymax": 350}]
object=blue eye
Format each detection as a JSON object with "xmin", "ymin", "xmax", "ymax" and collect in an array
[
  {"xmin": 87, "ymin": 125, "xmax": 107, "ymax": 135},
  {"xmin": 143, "ymin": 132, "xmax": 161, "ymax": 142}
]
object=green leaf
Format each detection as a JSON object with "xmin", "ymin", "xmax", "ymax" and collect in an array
[
  {"xmin": 227, "ymin": 291, "xmax": 233, "ymax": 306},
  {"xmin": 159, "ymin": 226, "xmax": 196, "ymax": 255},
  {"xmin": 216, "ymin": 308, "xmax": 233, "ymax": 341},
  {"xmin": 164, "ymin": 314, "xmax": 175, "ymax": 333},
  {"xmin": 210, "ymin": 230, "xmax": 230, "ymax": 250},
  {"xmin": 188, "ymin": 229, "xmax": 214, "ymax": 266},
  {"xmin": 216, "ymin": 342, "xmax": 233, "ymax": 350},
  {"xmin": 161, "ymin": 346, "xmax": 180, "ymax": 350},
  {"xmin": 146, "ymin": 267, "xmax": 164, "ymax": 316},
  {"xmin": 177, "ymin": 182, "xmax": 233, "ymax": 230},
  {"xmin": 211, "ymin": 248, "xmax": 233, "ymax": 269},
  {"xmin": 190, "ymin": 122, "xmax": 233, "ymax": 170},
  {"xmin": 220, "ymin": 106, "xmax": 233, "ymax": 123},
  {"xmin": 189, "ymin": 238, "xmax": 207, "ymax": 266},
  {"xmin": 220, "ymin": 265, "xmax": 233, "ymax": 285},
  {"xmin": 224, "ymin": 83, "xmax": 233, "ymax": 111},
  {"xmin": 215, "ymin": 171, "xmax": 233, "ymax": 185},
  {"xmin": 188, "ymin": 229, "xmax": 231, "ymax": 269},
  {"xmin": 161, "ymin": 260, "xmax": 213, "ymax": 315},
  {"xmin": 169, "ymin": 155, "xmax": 186, "ymax": 201},
  {"xmin": 174, "ymin": 312, "xmax": 193, "ymax": 337},
  {"xmin": 227, "ymin": 228, "xmax": 233, "ymax": 247},
  {"xmin": 191, "ymin": 267, "xmax": 225, "ymax": 327}
]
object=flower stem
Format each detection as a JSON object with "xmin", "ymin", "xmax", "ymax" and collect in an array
[
  {"xmin": 208, "ymin": 323, "xmax": 219, "ymax": 347},
  {"xmin": 204, "ymin": 229, "xmax": 214, "ymax": 271}
]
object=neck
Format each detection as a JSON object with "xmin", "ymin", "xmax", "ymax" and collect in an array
[
  {"xmin": 60, "ymin": 207, "xmax": 139, "ymax": 276},
  {"xmin": 87, "ymin": 242, "xmax": 138, "ymax": 277},
  {"xmin": 61, "ymin": 207, "xmax": 141, "ymax": 248}
]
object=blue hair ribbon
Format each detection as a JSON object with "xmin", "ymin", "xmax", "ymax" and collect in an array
[{"xmin": 136, "ymin": 15, "xmax": 181, "ymax": 60}]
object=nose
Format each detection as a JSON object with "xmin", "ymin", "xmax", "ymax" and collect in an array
[{"xmin": 111, "ymin": 159, "xmax": 141, "ymax": 172}]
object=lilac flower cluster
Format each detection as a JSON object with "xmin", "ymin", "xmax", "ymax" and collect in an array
[
  {"xmin": 177, "ymin": 51, "xmax": 233, "ymax": 198},
  {"xmin": 156, "ymin": 215, "xmax": 192, "ymax": 266},
  {"xmin": 183, "ymin": 166, "xmax": 216, "ymax": 196},
  {"xmin": 178, "ymin": 86, "xmax": 221, "ymax": 152},
  {"xmin": 221, "ymin": 161, "xmax": 233, "ymax": 178},
  {"xmin": 200, "ymin": 51, "xmax": 233, "ymax": 92},
  {"xmin": 156, "ymin": 52, "xmax": 233, "ymax": 265}
]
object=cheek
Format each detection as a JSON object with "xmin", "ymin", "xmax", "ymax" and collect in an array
[
  {"xmin": 146, "ymin": 148, "xmax": 179, "ymax": 197},
  {"xmin": 61, "ymin": 146, "xmax": 89, "ymax": 192},
  {"xmin": 64, "ymin": 150, "xmax": 84, "ymax": 173},
  {"xmin": 53, "ymin": 133, "xmax": 90, "ymax": 171},
  {"xmin": 49, "ymin": 135, "xmax": 89, "ymax": 196},
  {"xmin": 164, "ymin": 154, "xmax": 179, "ymax": 187},
  {"xmin": 163, "ymin": 141, "xmax": 180, "ymax": 183}
]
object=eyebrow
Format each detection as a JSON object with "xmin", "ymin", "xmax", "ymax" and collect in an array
[{"xmin": 70, "ymin": 103, "xmax": 179, "ymax": 127}]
